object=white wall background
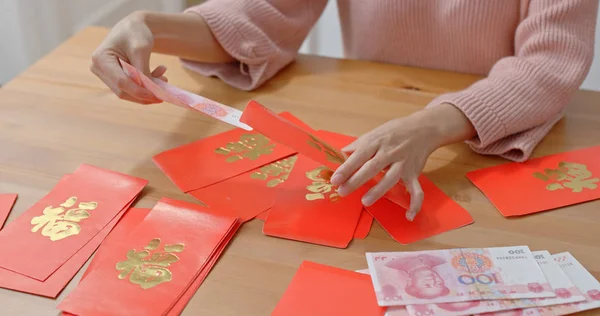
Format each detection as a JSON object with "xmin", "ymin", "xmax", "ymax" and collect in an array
[
  {"xmin": 1, "ymin": 0, "xmax": 599, "ymax": 91},
  {"xmin": 300, "ymin": 1, "xmax": 600, "ymax": 91}
]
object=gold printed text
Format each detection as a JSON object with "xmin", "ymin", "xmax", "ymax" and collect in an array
[
  {"xmin": 250, "ymin": 155, "xmax": 298, "ymax": 187},
  {"xmin": 30, "ymin": 197, "xmax": 98, "ymax": 241},
  {"xmin": 533, "ymin": 161, "xmax": 599, "ymax": 193},
  {"xmin": 215, "ymin": 134, "xmax": 274, "ymax": 163},
  {"xmin": 305, "ymin": 166, "xmax": 340, "ymax": 202}
]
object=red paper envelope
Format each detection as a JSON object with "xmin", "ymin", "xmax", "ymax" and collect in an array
[
  {"xmin": 467, "ymin": 146, "xmax": 600, "ymax": 216},
  {"xmin": 0, "ymin": 165, "xmax": 147, "ymax": 281},
  {"xmin": 263, "ymin": 155, "xmax": 365, "ymax": 248},
  {"xmin": 317, "ymin": 130, "xmax": 410, "ymax": 209},
  {"xmin": 0, "ymin": 193, "xmax": 17, "ymax": 230},
  {"xmin": 272, "ymin": 261, "xmax": 386, "ymax": 316},
  {"xmin": 241, "ymin": 101, "xmax": 348, "ymax": 171},
  {"xmin": 366, "ymin": 175, "xmax": 473, "ymax": 244},
  {"xmin": 58, "ymin": 198, "xmax": 240, "ymax": 316},
  {"xmin": 255, "ymin": 209, "xmax": 270, "ymax": 221},
  {"xmin": 0, "ymin": 203, "xmax": 135, "ymax": 297},
  {"xmin": 354, "ymin": 210, "xmax": 374, "ymax": 239},
  {"xmin": 153, "ymin": 127, "xmax": 295, "ymax": 192}
]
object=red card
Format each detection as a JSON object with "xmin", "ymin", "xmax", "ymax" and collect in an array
[
  {"xmin": 263, "ymin": 155, "xmax": 365, "ymax": 248},
  {"xmin": 255, "ymin": 209, "xmax": 270, "ymax": 221},
  {"xmin": 153, "ymin": 127, "xmax": 295, "ymax": 192},
  {"xmin": 366, "ymin": 175, "xmax": 473, "ymax": 244},
  {"xmin": 317, "ymin": 130, "xmax": 410, "ymax": 209},
  {"xmin": 188, "ymin": 113, "xmax": 312, "ymax": 222},
  {"xmin": 354, "ymin": 210, "xmax": 374, "ymax": 239},
  {"xmin": 0, "ymin": 203, "xmax": 136, "ymax": 297},
  {"xmin": 467, "ymin": 146, "xmax": 600, "ymax": 216},
  {"xmin": 0, "ymin": 193, "xmax": 17, "ymax": 230},
  {"xmin": 58, "ymin": 198, "xmax": 240, "ymax": 316},
  {"xmin": 272, "ymin": 261, "xmax": 386, "ymax": 316},
  {"xmin": 241, "ymin": 101, "xmax": 348, "ymax": 171},
  {"xmin": 0, "ymin": 165, "xmax": 147, "ymax": 281}
]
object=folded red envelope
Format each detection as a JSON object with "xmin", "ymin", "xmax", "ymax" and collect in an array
[
  {"xmin": 153, "ymin": 127, "xmax": 295, "ymax": 193},
  {"xmin": 0, "ymin": 193, "xmax": 17, "ymax": 230},
  {"xmin": 0, "ymin": 165, "xmax": 147, "ymax": 281},
  {"xmin": 58, "ymin": 198, "xmax": 240, "ymax": 316},
  {"xmin": 366, "ymin": 175, "xmax": 473, "ymax": 244},
  {"xmin": 272, "ymin": 261, "xmax": 386, "ymax": 316},
  {"xmin": 467, "ymin": 145, "xmax": 600, "ymax": 216},
  {"xmin": 354, "ymin": 210, "xmax": 374, "ymax": 239}
]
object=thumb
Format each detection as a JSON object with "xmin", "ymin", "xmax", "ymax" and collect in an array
[{"xmin": 129, "ymin": 46, "xmax": 152, "ymax": 77}]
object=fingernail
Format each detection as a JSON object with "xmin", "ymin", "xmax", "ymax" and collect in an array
[
  {"xmin": 330, "ymin": 173, "xmax": 343, "ymax": 185},
  {"xmin": 362, "ymin": 195, "xmax": 374, "ymax": 207},
  {"xmin": 406, "ymin": 211, "xmax": 416, "ymax": 222}
]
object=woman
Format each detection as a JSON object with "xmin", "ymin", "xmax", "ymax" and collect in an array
[{"xmin": 91, "ymin": 0, "xmax": 598, "ymax": 221}]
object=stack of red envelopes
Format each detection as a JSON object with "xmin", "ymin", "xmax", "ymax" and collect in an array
[
  {"xmin": 0, "ymin": 164, "xmax": 147, "ymax": 298},
  {"xmin": 154, "ymin": 101, "xmax": 474, "ymax": 248},
  {"xmin": 0, "ymin": 193, "xmax": 18, "ymax": 230},
  {"xmin": 59, "ymin": 197, "xmax": 241, "ymax": 316}
]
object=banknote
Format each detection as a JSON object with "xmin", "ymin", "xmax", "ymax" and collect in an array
[
  {"xmin": 120, "ymin": 59, "xmax": 252, "ymax": 131},
  {"xmin": 406, "ymin": 250, "xmax": 585, "ymax": 316},
  {"xmin": 356, "ymin": 269, "xmax": 410, "ymax": 316},
  {"xmin": 486, "ymin": 252, "xmax": 600, "ymax": 316},
  {"xmin": 366, "ymin": 246, "xmax": 555, "ymax": 306}
]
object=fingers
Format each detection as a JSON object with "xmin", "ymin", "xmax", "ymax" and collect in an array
[
  {"xmin": 91, "ymin": 60, "xmax": 160, "ymax": 104},
  {"xmin": 362, "ymin": 162, "xmax": 403, "ymax": 206},
  {"xmin": 337, "ymin": 150, "xmax": 390, "ymax": 198},
  {"xmin": 151, "ymin": 65, "xmax": 167, "ymax": 78},
  {"xmin": 331, "ymin": 141, "xmax": 377, "ymax": 186},
  {"xmin": 405, "ymin": 177, "xmax": 424, "ymax": 221}
]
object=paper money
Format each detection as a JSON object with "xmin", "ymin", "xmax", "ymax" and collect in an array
[
  {"xmin": 406, "ymin": 250, "xmax": 585, "ymax": 316},
  {"xmin": 356, "ymin": 269, "xmax": 410, "ymax": 316},
  {"xmin": 120, "ymin": 60, "xmax": 252, "ymax": 131},
  {"xmin": 366, "ymin": 246, "xmax": 555, "ymax": 306},
  {"xmin": 487, "ymin": 252, "xmax": 600, "ymax": 316}
]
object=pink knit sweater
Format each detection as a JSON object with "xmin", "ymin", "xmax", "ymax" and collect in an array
[{"xmin": 183, "ymin": 0, "xmax": 598, "ymax": 162}]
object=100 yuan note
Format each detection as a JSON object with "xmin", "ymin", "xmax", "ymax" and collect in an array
[
  {"xmin": 366, "ymin": 246, "xmax": 555, "ymax": 306},
  {"xmin": 406, "ymin": 250, "xmax": 585, "ymax": 316},
  {"xmin": 356, "ymin": 269, "xmax": 410, "ymax": 316},
  {"xmin": 487, "ymin": 252, "xmax": 600, "ymax": 316},
  {"xmin": 120, "ymin": 59, "xmax": 252, "ymax": 131}
]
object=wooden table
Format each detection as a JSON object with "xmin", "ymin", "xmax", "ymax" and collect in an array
[{"xmin": 1, "ymin": 27, "xmax": 599, "ymax": 315}]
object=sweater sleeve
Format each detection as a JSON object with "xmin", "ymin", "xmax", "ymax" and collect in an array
[
  {"xmin": 181, "ymin": 0, "xmax": 328, "ymax": 91},
  {"xmin": 428, "ymin": 0, "xmax": 598, "ymax": 162}
]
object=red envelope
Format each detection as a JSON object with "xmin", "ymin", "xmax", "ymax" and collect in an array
[
  {"xmin": 241, "ymin": 101, "xmax": 348, "ymax": 171},
  {"xmin": 0, "ymin": 203, "xmax": 135, "ymax": 297},
  {"xmin": 263, "ymin": 155, "xmax": 365, "ymax": 248},
  {"xmin": 0, "ymin": 193, "xmax": 17, "ymax": 230},
  {"xmin": 366, "ymin": 175, "xmax": 473, "ymax": 244},
  {"xmin": 58, "ymin": 198, "xmax": 240, "ymax": 316},
  {"xmin": 272, "ymin": 261, "xmax": 386, "ymax": 316},
  {"xmin": 353, "ymin": 210, "xmax": 374, "ymax": 239},
  {"xmin": 153, "ymin": 127, "xmax": 295, "ymax": 193},
  {"xmin": 0, "ymin": 165, "xmax": 147, "ymax": 281},
  {"xmin": 255, "ymin": 209, "xmax": 270, "ymax": 221},
  {"xmin": 467, "ymin": 146, "xmax": 600, "ymax": 216}
]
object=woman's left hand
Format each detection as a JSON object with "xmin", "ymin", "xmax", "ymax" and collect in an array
[{"xmin": 329, "ymin": 103, "xmax": 476, "ymax": 221}]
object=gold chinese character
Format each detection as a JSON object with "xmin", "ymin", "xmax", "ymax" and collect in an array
[
  {"xmin": 215, "ymin": 133, "xmax": 274, "ymax": 163},
  {"xmin": 306, "ymin": 134, "xmax": 346, "ymax": 165},
  {"xmin": 250, "ymin": 155, "xmax": 298, "ymax": 187},
  {"xmin": 305, "ymin": 166, "xmax": 340, "ymax": 202},
  {"xmin": 30, "ymin": 197, "xmax": 98, "ymax": 241},
  {"xmin": 116, "ymin": 238, "xmax": 185, "ymax": 290},
  {"xmin": 533, "ymin": 161, "xmax": 599, "ymax": 193}
]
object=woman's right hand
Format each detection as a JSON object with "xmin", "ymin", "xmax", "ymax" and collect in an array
[{"xmin": 91, "ymin": 11, "xmax": 166, "ymax": 104}]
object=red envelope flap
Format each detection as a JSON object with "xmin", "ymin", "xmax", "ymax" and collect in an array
[
  {"xmin": 354, "ymin": 210, "xmax": 374, "ymax": 239},
  {"xmin": 58, "ymin": 198, "xmax": 239, "ymax": 316},
  {"xmin": 0, "ymin": 193, "xmax": 17, "ymax": 230},
  {"xmin": 241, "ymin": 101, "xmax": 348, "ymax": 170},
  {"xmin": 272, "ymin": 261, "xmax": 386, "ymax": 316},
  {"xmin": 366, "ymin": 175, "xmax": 473, "ymax": 245},
  {"xmin": 263, "ymin": 155, "xmax": 364, "ymax": 248},
  {"xmin": 280, "ymin": 112, "xmax": 316, "ymax": 133},
  {"xmin": 153, "ymin": 127, "xmax": 296, "ymax": 192},
  {"xmin": 467, "ymin": 145, "xmax": 600, "ymax": 216},
  {"xmin": 0, "ymin": 164, "xmax": 147, "ymax": 281}
]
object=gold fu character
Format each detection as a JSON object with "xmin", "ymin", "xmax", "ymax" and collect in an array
[
  {"xmin": 215, "ymin": 134, "xmax": 275, "ymax": 163},
  {"xmin": 250, "ymin": 155, "xmax": 298, "ymax": 187},
  {"xmin": 30, "ymin": 196, "xmax": 98, "ymax": 241},
  {"xmin": 306, "ymin": 134, "xmax": 346, "ymax": 165},
  {"xmin": 305, "ymin": 166, "xmax": 340, "ymax": 202},
  {"xmin": 533, "ymin": 161, "xmax": 599, "ymax": 193}
]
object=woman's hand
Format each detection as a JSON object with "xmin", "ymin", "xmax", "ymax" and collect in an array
[
  {"xmin": 91, "ymin": 11, "xmax": 166, "ymax": 104},
  {"xmin": 330, "ymin": 103, "xmax": 476, "ymax": 221}
]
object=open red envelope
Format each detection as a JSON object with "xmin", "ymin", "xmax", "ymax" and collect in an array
[
  {"xmin": 263, "ymin": 155, "xmax": 365, "ymax": 248},
  {"xmin": 58, "ymin": 198, "xmax": 240, "ymax": 316},
  {"xmin": 272, "ymin": 261, "xmax": 386, "ymax": 316},
  {"xmin": 467, "ymin": 146, "xmax": 600, "ymax": 216},
  {"xmin": 0, "ymin": 203, "xmax": 136, "ymax": 297},
  {"xmin": 153, "ymin": 127, "xmax": 295, "ymax": 193},
  {"xmin": 0, "ymin": 193, "xmax": 17, "ymax": 230},
  {"xmin": 354, "ymin": 210, "xmax": 374, "ymax": 239},
  {"xmin": 366, "ymin": 175, "xmax": 473, "ymax": 244},
  {"xmin": 0, "ymin": 165, "xmax": 147, "ymax": 281}
]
